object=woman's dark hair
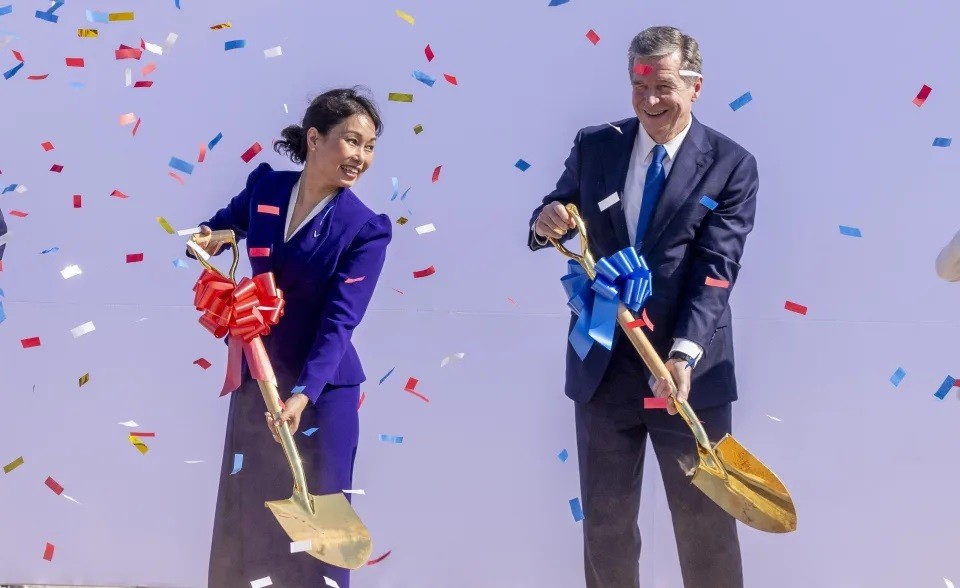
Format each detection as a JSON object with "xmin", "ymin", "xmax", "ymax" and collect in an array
[{"xmin": 273, "ymin": 86, "xmax": 383, "ymax": 165}]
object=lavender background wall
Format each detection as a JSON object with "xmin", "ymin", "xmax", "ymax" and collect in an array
[{"xmin": 1, "ymin": 0, "xmax": 959, "ymax": 586}]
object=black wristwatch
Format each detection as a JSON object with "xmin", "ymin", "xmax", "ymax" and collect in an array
[{"xmin": 669, "ymin": 350, "xmax": 696, "ymax": 367}]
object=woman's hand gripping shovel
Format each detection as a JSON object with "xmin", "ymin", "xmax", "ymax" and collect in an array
[
  {"xmin": 188, "ymin": 229, "xmax": 374, "ymax": 567},
  {"xmin": 547, "ymin": 204, "xmax": 797, "ymax": 533}
]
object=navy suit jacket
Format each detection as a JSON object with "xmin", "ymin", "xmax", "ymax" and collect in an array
[
  {"xmin": 198, "ymin": 163, "xmax": 392, "ymax": 404},
  {"xmin": 0, "ymin": 207, "xmax": 6, "ymax": 263},
  {"xmin": 528, "ymin": 116, "xmax": 758, "ymax": 409}
]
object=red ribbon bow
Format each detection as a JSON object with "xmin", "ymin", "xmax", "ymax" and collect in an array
[{"xmin": 192, "ymin": 269, "xmax": 285, "ymax": 396}]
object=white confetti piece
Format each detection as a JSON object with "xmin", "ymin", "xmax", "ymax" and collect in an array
[
  {"xmin": 324, "ymin": 577, "xmax": 340, "ymax": 588},
  {"xmin": 765, "ymin": 414, "xmax": 782, "ymax": 422},
  {"xmin": 177, "ymin": 226, "xmax": 201, "ymax": 236},
  {"xmin": 14, "ymin": 184, "xmax": 26, "ymax": 194},
  {"xmin": 605, "ymin": 122, "xmax": 622, "ymax": 134},
  {"xmin": 70, "ymin": 321, "xmax": 95, "ymax": 338},
  {"xmin": 283, "ymin": 103, "xmax": 288, "ymax": 113},
  {"xmin": 134, "ymin": 317, "xmax": 148, "ymax": 323},
  {"xmin": 250, "ymin": 577, "xmax": 272, "ymax": 588},
  {"xmin": 263, "ymin": 46, "xmax": 282, "ymax": 58},
  {"xmin": 342, "ymin": 488, "xmax": 366, "ymax": 495},
  {"xmin": 186, "ymin": 241, "xmax": 210, "ymax": 261},
  {"xmin": 945, "ymin": 578, "xmax": 955, "ymax": 588},
  {"xmin": 124, "ymin": 67, "xmax": 131, "ymax": 87},
  {"xmin": 440, "ymin": 352, "xmax": 465, "ymax": 367},
  {"xmin": 185, "ymin": 460, "xmax": 204, "ymax": 464},
  {"xmin": 62, "ymin": 494, "xmax": 80, "ymax": 504},
  {"xmin": 165, "ymin": 32, "xmax": 178, "ymax": 47},
  {"xmin": 143, "ymin": 41, "xmax": 163, "ymax": 55},
  {"xmin": 119, "ymin": 421, "xmax": 138, "ymax": 427},
  {"xmin": 60, "ymin": 264, "xmax": 82, "ymax": 279},
  {"xmin": 414, "ymin": 223, "xmax": 436, "ymax": 235},
  {"xmin": 678, "ymin": 69, "xmax": 702, "ymax": 78},
  {"xmin": 290, "ymin": 539, "xmax": 312, "ymax": 553},
  {"xmin": 598, "ymin": 192, "xmax": 620, "ymax": 212}
]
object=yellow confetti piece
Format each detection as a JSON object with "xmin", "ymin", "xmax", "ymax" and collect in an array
[
  {"xmin": 413, "ymin": 124, "xmax": 423, "ymax": 134},
  {"xmin": 210, "ymin": 22, "xmax": 231, "ymax": 30},
  {"xmin": 129, "ymin": 435, "xmax": 149, "ymax": 455},
  {"xmin": 388, "ymin": 92, "xmax": 413, "ymax": 103},
  {"xmin": 397, "ymin": 217, "xmax": 409, "ymax": 225},
  {"xmin": 108, "ymin": 11, "xmax": 134, "ymax": 21},
  {"xmin": 78, "ymin": 373, "xmax": 89, "ymax": 387},
  {"xmin": 395, "ymin": 9, "xmax": 415, "ymax": 25},
  {"xmin": 3, "ymin": 456, "xmax": 24, "ymax": 474},
  {"xmin": 157, "ymin": 217, "xmax": 175, "ymax": 234},
  {"xmin": 77, "ymin": 29, "xmax": 98, "ymax": 38}
]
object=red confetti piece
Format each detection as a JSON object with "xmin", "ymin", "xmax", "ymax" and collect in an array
[
  {"xmin": 110, "ymin": 189, "xmax": 128, "ymax": 199},
  {"xmin": 115, "ymin": 48, "xmax": 142, "ymax": 60},
  {"xmin": 413, "ymin": 265, "xmax": 436, "ymax": 278},
  {"xmin": 507, "ymin": 297, "xmax": 516, "ymax": 305},
  {"xmin": 404, "ymin": 377, "xmax": 418, "ymax": 391},
  {"xmin": 129, "ymin": 432, "xmax": 155, "ymax": 437},
  {"xmin": 705, "ymin": 276, "xmax": 729, "ymax": 288},
  {"xmin": 345, "ymin": 276, "xmax": 365, "ymax": 284},
  {"xmin": 241, "ymin": 142, "xmax": 263, "ymax": 163},
  {"xmin": 142, "ymin": 62, "xmax": 156, "ymax": 76},
  {"xmin": 633, "ymin": 63, "xmax": 653, "ymax": 76},
  {"xmin": 27, "ymin": 73, "xmax": 49, "ymax": 80},
  {"xmin": 954, "ymin": 378, "xmax": 960, "ymax": 387},
  {"xmin": 443, "ymin": 73, "xmax": 457, "ymax": 85},
  {"xmin": 132, "ymin": 118, "xmax": 141, "ymax": 136},
  {"xmin": 133, "ymin": 80, "xmax": 153, "ymax": 88},
  {"xmin": 644, "ymin": 397, "xmax": 668, "ymax": 410},
  {"xmin": 194, "ymin": 357, "xmax": 212, "ymax": 369},
  {"xmin": 126, "ymin": 253, "xmax": 143, "ymax": 263},
  {"xmin": 65, "ymin": 57, "xmax": 84, "ymax": 67},
  {"xmin": 42, "ymin": 542, "xmax": 54, "ymax": 561},
  {"xmin": 12, "ymin": 50, "xmax": 24, "ymax": 62},
  {"xmin": 72, "ymin": 194, "xmax": 81, "ymax": 208},
  {"xmin": 358, "ymin": 391, "xmax": 366, "ymax": 410},
  {"xmin": 44, "ymin": 476, "xmax": 64, "ymax": 495},
  {"xmin": 625, "ymin": 318, "xmax": 644, "ymax": 329},
  {"xmin": 21, "ymin": 337, "xmax": 41, "ymax": 348},
  {"xmin": 424, "ymin": 44, "xmax": 434, "ymax": 62},
  {"xmin": 257, "ymin": 204, "xmax": 280, "ymax": 215},
  {"xmin": 913, "ymin": 84, "xmax": 932, "ymax": 107},
  {"xmin": 41, "ymin": 141, "xmax": 54, "ymax": 151},
  {"xmin": 169, "ymin": 172, "xmax": 185, "ymax": 185},
  {"xmin": 9, "ymin": 210, "xmax": 28, "ymax": 218},
  {"xmin": 50, "ymin": 164, "xmax": 63, "ymax": 173},
  {"xmin": 784, "ymin": 300, "xmax": 808, "ymax": 315},
  {"xmin": 367, "ymin": 550, "xmax": 392, "ymax": 566},
  {"xmin": 431, "ymin": 165, "xmax": 442, "ymax": 182},
  {"xmin": 249, "ymin": 247, "xmax": 271, "ymax": 257},
  {"xmin": 625, "ymin": 310, "xmax": 654, "ymax": 331},
  {"xmin": 198, "ymin": 143, "xmax": 207, "ymax": 163},
  {"xmin": 586, "ymin": 29, "xmax": 600, "ymax": 45}
]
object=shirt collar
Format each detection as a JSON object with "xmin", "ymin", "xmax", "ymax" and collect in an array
[{"xmin": 636, "ymin": 116, "xmax": 693, "ymax": 163}]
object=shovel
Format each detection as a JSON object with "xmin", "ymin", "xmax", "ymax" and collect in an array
[
  {"xmin": 190, "ymin": 229, "xmax": 375, "ymax": 568},
  {"xmin": 547, "ymin": 204, "xmax": 797, "ymax": 533}
]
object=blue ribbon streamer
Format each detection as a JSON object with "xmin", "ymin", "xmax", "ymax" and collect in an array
[{"xmin": 560, "ymin": 247, "xmax": 652, "ymax": 360}]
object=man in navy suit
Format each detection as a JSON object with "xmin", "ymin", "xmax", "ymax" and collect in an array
[{"xmin": 528, "ymin": 26, "xmax": 757, "ymax": 588}]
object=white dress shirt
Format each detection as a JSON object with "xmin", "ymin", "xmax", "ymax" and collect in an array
[
  {"xmin": 936, "ymin": 228, "xmax": 960, "ymax": 281},
  {"xmin": 284, "ymin": 177, "xmax": 337, "ymax": 243}
]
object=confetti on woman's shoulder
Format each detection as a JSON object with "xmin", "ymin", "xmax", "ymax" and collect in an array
[
  {"xmin": 890, "ymin": 367, "xmax": 906, "ymax": 387},
  {"xmin": 431, "ymin": 165, "xmax": 442, "ymax": 182},
  {"xmin": 263, "ymin": 46, "xmax": 282, "ymax": 58},
  {"xmin": 367, "ymin": 550, "xmax": 392, "ymax": 565},
  {"xmin": 3, "ymin": 456, "xmax": 23, "ymax": 474},
  {"xmin": 585, "ymin": 29, "xmax": 600, "ymax": 45},
  {"xmin": 378, "ymin": 434, "xmax": 403, "ymax": 444},
  {"xmin": 241, "ymin": 142, "xmax": 262, "ymax": 162},
  {"xmin": 569, "ymin": 497, "xmax": 584, "ymax": 521},
  {"xmin": 933, "ymin": 137, "xmax": 952, "ymax": 147},
  {"xmin": 224, "ymin": 39, "xmax": 245, "ymax": 51},
  {"xmin": 230, "ymin": 453, "xmax": 243, "ymax": 474},
  {"xmin": 440, "ymin": 352, "xmax": 465, "ymax": 367},
  {"xmin": 388, "ymin": 92, "xmax": 413, "ymax": 103},
  {"xmin": 838, "ymin": 225, "xmax": 861, "ymax": 238},
  {"xmin": 913, "ymin": 84, "xmax": 932, "ymax": 107},
  {"xmin": 412, "ymin": 70, "xmax": 435, "ymax": 87},
  {"xmin": 395, "ymin": 9, "xmax": 414, "ymax": 24},
  {"xmin": 729, "ymin": 91, "xmax": 752, "ymax": 111},
  {"xmin": 515, "ymin": 158, "xmax": 531, "ymax": 171},
  {"xmin": 413, "ymin": 265, "xmax": 435, "ymax": 278},
  {"xmin": 784, "ymin": 300, "xmax": 807, "ymax": 315}
]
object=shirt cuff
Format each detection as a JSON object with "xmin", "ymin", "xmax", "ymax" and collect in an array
[
  {"xmin": 531, "ymin": 227, "xmax": 549, "ymax": 246},
  {"xmin": 671, "ymin": 338, "xmax": 704, "ymax": 367}
]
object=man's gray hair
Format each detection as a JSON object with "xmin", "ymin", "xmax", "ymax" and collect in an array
[{"xmin": 627, "ymin": 26, "xmax": 702, "ymax": 84}]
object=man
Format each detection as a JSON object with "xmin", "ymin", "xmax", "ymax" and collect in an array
[
  {"xmin": 0, "ymin": 206, "xmax": 6, "ymax": 267},
  {"xmin": 936, "ymin": 228, "xmax": 960, "ymax": 281},
  {"xmin": 527, "ymin": 26, "xmax": 757, "ymax": 588}
]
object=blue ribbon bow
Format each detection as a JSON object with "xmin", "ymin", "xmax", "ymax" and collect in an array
[{"xmin": 559, "ymin": 247, "xmax": 652, "ymax": 360}]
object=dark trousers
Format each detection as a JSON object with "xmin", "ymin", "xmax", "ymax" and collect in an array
[{"xmin": 575, "ymin": 343, "xmax": 742, "ymax": 588}]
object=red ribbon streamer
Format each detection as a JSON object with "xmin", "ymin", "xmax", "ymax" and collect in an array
[{"xmin": 192, "ymin": 269, "xmax": 285, "ymax": 396}]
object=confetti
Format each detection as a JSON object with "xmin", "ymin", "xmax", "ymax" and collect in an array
[
  {"xmin": 388, "ymin": 92, "xmax": 413, "ymax": 103},
  {"xmin": 633, "ymin": 63, "xmax": 653, "ymax": 76},
  {"xmin": 208, "ymin": 132, "xmax": 223, "ymax": 150},
  {"xmin": 173, "ymin": 259, "xmax": 188, "ymax": 268},
  {"xmin": 379, "ymin": 367, "xmax": 395, "ymax": 384},
  {"xmin": 699, "ymin": 195, "xmax": 718, "ymax": 210},
  {"xmin": 290, "ymin": 540, "xmax": 312, "ymax": 553},
  {"xmin": 129, "ymin": 432, "xmax": 155, "ymax": 438},
  {"xmin": 65, "ymin": 57, "xmax": 84, "ymax": 67},
  {"xmin": 61, "ymin": 264, "xmax": 81, "ymax": 279},
  {"xmin": 889, "ymin": 368, "xmax": 906, "ymax": 387},
  {"xmin": 257, "ymin": 204, "xmax": 281, "ymax": 216},
  {"xmin": 41, "ymin": 141, "xmax": 54, "ymax": 151},
  {"xmin": 585, "ymin": 29, "xmax": 600, "ymax": 45},
  {"xmin": 169, "ymin": 157, "xmax": 194, "ymax": 175},
  {"xmin": 598, "ymin": 192, "xmax": 620, "ymax": 212},
  {"xmin": 404, "ymin": 377, "xmax": 429, "ymax": 402},
  {"xmin": 549, "ymin": 0, "xmax": 570, "ymax": 5},
  {"xmin": 515, "ymin": 159, "xmax": 531, "ymax": 171},
  {"xmin": 249, "ymin": 247, "xmax": 270, "ymax": 257},
  {"xmin": 50, "ymin": 164, "xmax": 63, "ymax": 173},
  {"xmin": 9, "ymin": 209, "xmax": 27, "ymax": 218},
  {"xmin": 838, "ymin": 225, "xmax": 862, "ymax": 238},
  {"xmin": 241, "ymin": 142, "xmax": 262, "ymax": 163},
  {"xmin": 230, "ymin": 453, "xmax": 243, "ymax": 474},
  {"xmin": 396, "ymin": 217, "xmax": 408, "ymax": 225},
  {"xmin": 35, "ymin": 10, "xmax": 58, "ymax": 23},
  {"xmin": 606, "ymin": 122, "xmax": 623, "ymax": 133},
  {"xmin": 115, "ymin": 47, "xmax": 141, "ymax": 60},
  {"xmin": 79, "ymin": 373, "xmax": 89, "ymax": 387},
  {"xmin": 291, "ymin": 385, "xmax": 306, "ymax": 395},
  {"xmin": 933, "ymin": 137, "xmax": 952, "ymax": 147},
  {"xmin": 440, "ymin": 352, "xmax": 465, "ymax": 367},
  {"xmin": 644, "ymin": 397, "xmax": 668, "ymax": 410},
  {"xmin": 343, "ymin": 488, "xmax": 366, "ymax": 495},
  {"xmin": 934, "ymin": 375, "xmax": 954, "ymax": 400},
  {"xmin": 26, "ymin": 73, "xmax": 49, "ymax": 80},
  {"xmin": 367, "ymin": 550, "xmax": 392, "ymax": 565},
  {"xmin": 133, "ymin": 80, "xmax": 153, "ymax": 88},
  {"xmin": 302, "ymin": 427, "xmax": 319, "ymax": 436},
  {"xmin": 324, "ymin": 578, "xmax": 340, "ymax": 588},
  {"xmin": 263, "ymin": 46, "xmax": 282, "ymax": 58},
  {"xmin": 945, "ymin": 578, "xmax": 955, "ymax": 588},
  {"xmin": 250, "ymin": 577, "xmax": 272, "ymax": 588},
  {"xmin": 412, "ymin": 70, "xmax": 435, "ymax": 86},
  {"xmin": 62, "ymin": 494, "xmax": 80, "ymax": 504},
  {"xmin": 70, "ymin": 321, "xmax": 95, "ymax": 338},
  {"xmin": 198, "ymin": 144, "xmax": 206, "ymax": 162},
  {"xmin": 569, "ymin": 497, "xmax": 584, "ymax": 521},
  {"xmin": 358, "ymin": 391, "xmax": 366, "ymax": 409},
  {"xmin": 3, "ymin": 61, "xmax": 23, "ymax": 79},
  {"xmin": 766, "ymin": 414, "xmax": 782, "ymax": 422},
  {"xmin": 345, "ymin": 276, "xmax": 365, "ymax": 284},
  {"xmin": 74, "ymin": 194, "xmax": 84, "ymax": 207},
  {"xmin": 77, "ymin": 28, "xmax": 98, "ymax": 38},
  {"xmin": 625, "ymin": 309, "xmax": 654, "ymax": 331},
  {"xmin": 424, "ymin": 44, "xmax": 434, "ymax": 61},
  {"xmin": 414, "ymin": 223, "xmax": 435, "ymax": 235},
  {"xmin": 378, "ymin": 434, "xmax": 403, "ymax": 444},
  {"xmin": 210, "ymin": 22, "xmax": 231, "ymax": 30},
  {"xmin": 224, "ymin": 40, "xmax": 246, "ymax": 51},
  {"xmin": 729, "ymin": 92, "xmax": 753, "ymax": 111},
  {"xmin": 111, "ymin": 189, "xmax": 128, "ymax": 199},
  {"xmin": 21, "ymin": 337, "xmax": 41, "ymax": 348},
  {"xmin": 705, "ymin": 276, "xmax": 729, "ymax": 288},
  {"xmin": 42, "ymin": 542, "xmax": 54, "ymax": 561},
  {"xmin": 194, "ymin": 358, "xmax": 211, "ymax": 370},
  {"xmin": 108, "ymin": 11, "xmax": 134, "ymax": 21},
  {"xmin": 119, "ymin": 421, "xmax": 138, "ymax": 427},
  {"xmin": 558, "ymin": 449, "xmax": 569, "ymax": 462},
  {"xmin": 129, "ymin": 435, "xmax": 148, "ymax": 454},
  {"xmin": 413, "ymin": 265, "xmax": 436, "ymax": 278},
  {"xmin": 45, "ymin": 476, "xmax": 64, "ymax": 495},
  {"xmin": 432, "ymin": 165, "xmax": 442, "ymax": 182},
  {"xmin": 784, "ymin": 300, "xmax": 807, "ymax": 315},
  {"xmin": 913, "ymin": 84, "xmax": 932, "ymax": 107},
  {"xmin": 395, "ymin": 9, "xmax": 414, "ymax": 24},
  {"xmin": 141, "ymin": 63, "xmax": 157, "ymax": 76},
  {"xmin": 40, "ymin": 247, "xmax": 59, "ymax": 254},
  {"xmin": 3, "ymin": 456, "xmax": 23, "ymax": 474},
  {"xmin": 443, "ymin": 73, "xmax": 458, "ymax": 85},
  {"xmin": 157, "ymin": 217, "xmax": 175, "ymax": 234},
  {"xmin": 0, "ymin": 5, "xmax": 11, "ymax": 16},
  {"xmin": 126, "ymin": 252, "xmax": 144, "ymax": 263},
  {"xmin": 132, "ymin": 118, "xmax": 141, "ymax": 135},
  {"xmin": 413, "ymin": 124, "xmax": 423, "ymax": 134}
]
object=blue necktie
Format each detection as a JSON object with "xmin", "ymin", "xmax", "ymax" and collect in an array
[{"xmin": 635, "ymin": 144, "xmax": 667, "ymax": 247}]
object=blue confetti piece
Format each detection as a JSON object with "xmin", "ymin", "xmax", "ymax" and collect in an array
[
  {"xmin": 889, "ymin": 368, "xmax": 906, "ymax": 387},
  {"xmin": 175, "ymin": 0, "xmax": 181, "ymax": 8},
  {"xmin": 291, "ymin": 385, "xmax": 306, "ymax": 394},
  {"xmin": 400, "ymin": 187, "xmax": 411, "ymax": 200},
  {"xmin": 838, "ymin": 225, "xmax": 862, "ymax": 238},
  {"xmin": 34, "ymin": 10, "xmax": 57, "ymax": 22},
  {"xmin": 2, "ymin": 184, "xmax": 18, "ymax": 193},
  {"xmin": 207, "ymin": 132, "xmax": 223, "ymax": 150},
  {"xmin": 0, "ymin": 288, "xmax": 5, "ymax": 297},
  {"xmin": 224, "ymin": 40, "xmax": 246, "ymax": 51},
  {"xmin": 379, "ymin": 367, "xmax": 395, "ymax": 384},
  {"xmin": 515, "ymin": 159, "xmax": 531, "ymax": 171},
  {"xmin": 390, "ymin": 177, "xmax": 399, "ymax": 201},
  {"xmin": 557, "ymin": 449, "xmax": 568, "ymax": 462},
  {"xmin": 729, "ymin": 91, "xmax": 753, "ymax": 111},
  {"xmin": 933, "ymin": 137, "xmax": 952, "ymax": 147},
  {"xmin": 172, "ymin": 259, "xmax": 188, "ymax": 269},
  {"xmin": 378, "ymin": 434, "xmax": 403, "ymax": 444},
  {"xmin": 0, "ymin": 5, "xmax": 13, "ymax": 16},
  {"xmin": 69, "ymin": 82, "xmax": 85, "ymax": 90},
  {"xmin": 548, "ymin": 0, "xmax": 570, "ymax": 5},
  {"xmin": 934, "ymin": 375, "xmax": 955, "ymax": 400},
  {"xmin": 3, "ymin": 61, "xmax": 23, "ymax": 80},
  {"xmin": 85, "ymin": 9, "xmax": 108, "ymax": 23},
  {"xmin": 569, "ymin": 497, "xmax": 584, "ymax": 521},
  {"xmin": 302, "ymin": 427, "xmax": 319, "ymax": 436},
  {"xmin": 412, "ymin": 70, "xmax": 435, "ymax": 87},
  {"xmin": 699, "ymin": 195, "xmax": 718, "ymax": 210},
  {"xmin": 48, "ymin": 1, "xmax": 64, "ymax": 13},
  {"xmin": 230, "ymin": 453, "xmax": 243, "ymax": 474},
  {"xmin": 0, "ymin": 301, "xmax": 5, "ymax": 324},
  {"xmin": 40, "ymin": 247, "xmax": 59, "ymax": 255},
  {"xmin": 168, "ymin": 156, "xmax": 195, "ymax": 175}
]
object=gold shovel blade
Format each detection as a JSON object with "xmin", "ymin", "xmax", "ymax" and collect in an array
[
  {"xmin": 266, "ymin": 492, "xmax": 373, "ymax": 570},
  {"xmin": 691, "ymin": 434, "xmax": 797, "ymax": 533}
]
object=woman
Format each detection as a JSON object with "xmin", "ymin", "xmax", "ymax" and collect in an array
[
  {"xmin": 189, "ymin": 87, "xmax": 391, "ymax": 587},
  {"xmin": 936, "ymin": 228, "xmax": 960, "ymax": 281}
]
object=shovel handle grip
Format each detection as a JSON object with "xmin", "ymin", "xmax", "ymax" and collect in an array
[{"xmin": 257, "ymin": 380, "xmax": 313, "ymax": 514}]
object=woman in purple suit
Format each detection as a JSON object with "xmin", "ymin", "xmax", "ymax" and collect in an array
[{"xmin": 190, "ymin": 87, "xmax": 391, "ymax": 587}]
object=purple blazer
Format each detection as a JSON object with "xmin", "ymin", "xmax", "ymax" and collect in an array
[{"xmin": 199, "ymin": 162, "xmax": 392, "ymax": 404}]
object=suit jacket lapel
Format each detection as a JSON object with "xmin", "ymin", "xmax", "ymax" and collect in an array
[
  {"xmin": 250, "ymin": 171, "xmax": 297, "ymax": 274},
  {"xmin": 642, "ymin": 116, "xmax": 713, "ymax": 253},
  {"xmin": 602, "ymin": 117, "xmax": 637, "ymax": 250}
]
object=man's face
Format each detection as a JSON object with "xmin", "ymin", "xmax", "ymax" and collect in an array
[{"xmin": 630, "ymin": 51, "xmax": 702, "ymax": 144}]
